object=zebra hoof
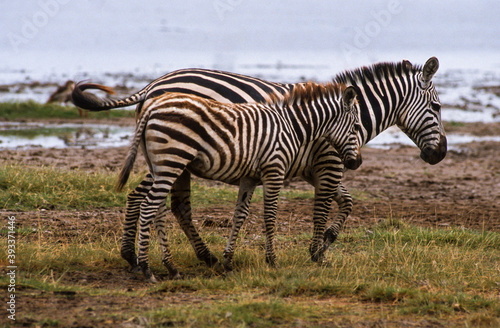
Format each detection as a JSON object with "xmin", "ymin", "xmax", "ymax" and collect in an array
[
  {"xmin": 223, "ymin": 262, "xmax": 233, "ymax": 273},
  {"xmin": 121, "ymin": 250, "xmax": 139, "ymax": 268},
  {"xmin": 311, "ymin": 252, "xmax": 325, "ymax": 263},
  {"xmin": 309, "ymin": 243, "xmax": 325, "ymax": 263},
  {"xmin": 203, "ymin": 254, "xmax": 220, "ymax": 268},
  {"xmin": 170, "ymin": 272, "xmax": 182, "ymax": 280},
  {"xmin": 212, "ymin": 261, "xmax": 225, "ymax": 274},
  {"xmin": 128, "ymin": 264, "xmax": 141, "ymax": 274},
  {"xmin": 222, "ymin": 252, "xmax": 234, "ymax": 273},
  {"xmin": 265, "ymin": 255, "xmax": 278, "ymax": 267},
  {"xmin": 139, "ymin": 262, "xmax": 157, "ymax": 283}
]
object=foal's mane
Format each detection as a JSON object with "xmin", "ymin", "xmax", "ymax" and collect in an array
[{"xmin": 267, "ymin": 81, "xmax": 346, "ymax": 107}]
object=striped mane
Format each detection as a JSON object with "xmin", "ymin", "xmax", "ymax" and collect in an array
[
  {"xmin": 334, "ymin": 60, "xmax": 420, "ymax": 85},
  {"xmin": 267, "ymin": 81, "xmax": 346, "ymax": 107}
]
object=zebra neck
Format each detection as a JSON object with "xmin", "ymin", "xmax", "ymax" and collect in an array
[
  {"xmin": 280, "ymin": 98, "xmax": 339, "ymax": 145},
  {"xmin": 351, "ymin": 76, "xmax": 410, "ymax": 146}
]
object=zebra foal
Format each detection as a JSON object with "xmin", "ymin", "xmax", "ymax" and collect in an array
[{"xmin": 116, "ymin": 83, "xmax": 362, "ymax": 281}]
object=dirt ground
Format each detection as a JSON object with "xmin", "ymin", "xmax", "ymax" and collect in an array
[{"xmin": 1, "ymin": 120, "xmax": 499, "ymax": 327}]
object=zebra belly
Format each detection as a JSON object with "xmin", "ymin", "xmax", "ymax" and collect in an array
[{"xmin": 187, "ymin": 152, "xmax": 262, "ymax": 186}]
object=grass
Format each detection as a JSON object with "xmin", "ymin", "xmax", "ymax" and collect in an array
[
  {"xmin": 0, "ymin": 101, "xmax": 134, "ymax": 120},
  {"xmin": 0, "ymin": 165, "xmax": 315, "ymax": 211},
  {"xmin": 1, "ymin": 219, "xmax": 499, "ymax": 327},
  {"xmin": 1, "ymin": 164, "xmax": 499, "ymax": 326},
  {"xmin": 0, "ymin": 165, "xmax": 143, "ymax": 210}
]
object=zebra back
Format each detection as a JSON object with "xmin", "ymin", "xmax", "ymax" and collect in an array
[{"xmin": 72, "ymin": 69, "xmax": 293, "ymax": 112}]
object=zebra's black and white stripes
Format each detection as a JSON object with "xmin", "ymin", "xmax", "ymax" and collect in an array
[
  {"xmin": 72, "ymin": 69, "xmax": 293, "ymax": 112},
  {"xmin": 73, "ymin": 57, "xmax": 446, "ymax": 275},
  {"xmin": 115, "ymin": 83, "xmax": 361, "ymax": 281}
]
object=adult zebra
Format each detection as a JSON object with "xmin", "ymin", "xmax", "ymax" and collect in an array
[
  {"xmin": 114, "ymin": 83, "xmax": 362, "ymax": 281},
  {"xmin": 73, "ymin": 57, "xmax": 446, "ymax": 272}
]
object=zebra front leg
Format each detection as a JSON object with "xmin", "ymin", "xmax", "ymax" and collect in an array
[
  {"xmin": 171, "ymin": 171, "xmax": 219, "ymax": 268},
  {"xmin": 307, "ymin": 156, "xmax": 343, "ymax": 262},
  {"xmin": 309, "ymin": 192, "xmax": 334, "ymax": 263},
  {"xmin": 322, "ymin": 183, "xmax": 353, "ymax": 253},
  {"xmin": 223, "ymin": 178, "xmax": 257, "ymax": 273},
  {"xmin": 261, "ymin": 175, "xmax": 284, "ymax": 268},
  {"xmin": 121, "ymin": 174, "xmax": 153, "ymax": 273}
]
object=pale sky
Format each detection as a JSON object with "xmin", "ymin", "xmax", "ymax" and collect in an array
[{"xmin": 0, "ymin": 1, "xmax": 499, "ymax": 79}]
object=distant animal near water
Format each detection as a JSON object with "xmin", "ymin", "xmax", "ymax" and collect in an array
[
  {"xmin": 46, "ymin": 80, "xmax": 75, "ymax": 104},
  {"xmin": 48, "ymin": 80, "xmax": 115, "ymax": 117}
]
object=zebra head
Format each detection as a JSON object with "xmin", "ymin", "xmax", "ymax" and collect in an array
[
  {"xmin": 398, "ymin": 57, "xmax": 447, "ymax": 165},
  {"xmin": 327, "ymin": 86, "xmax": 362, "ymax": 170}
]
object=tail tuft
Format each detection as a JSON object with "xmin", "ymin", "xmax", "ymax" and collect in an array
[
  {"xmin": 115, "ymin": 151, "xmax": 137, "ymax": 192},
  {"xmin": 72, "ymin": 82, "xmax": 116, "ymax": 111}
]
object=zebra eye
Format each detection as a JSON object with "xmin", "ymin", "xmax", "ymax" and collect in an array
[
  {"xmin": 353, "ymin": 123, "xmax": 361, "ymax": 132},
  {"xmin": 431, "ymin": 102, "xmax": 441, "ymax": 112}
]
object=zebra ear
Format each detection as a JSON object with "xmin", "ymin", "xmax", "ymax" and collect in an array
[
  {"xmin": 342, "ymin": 86, "xmax": 357, "ymax": 111},
  {"xmin": 421, "ymin": 57, "xmax": 439, "ymax": 88}
]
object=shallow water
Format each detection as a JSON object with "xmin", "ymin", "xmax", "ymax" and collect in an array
[{"xmin": 0, "ymin": 122, "xmax": 133, "ymax": 149}]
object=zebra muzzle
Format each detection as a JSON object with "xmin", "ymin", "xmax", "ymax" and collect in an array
[
  {"xmin": 344, "ymin": 153, "xmax": 363, "ymax": 170},
  {"xmin": 420, "ymin": 134, "xmax": 447, "ymax": 165}
]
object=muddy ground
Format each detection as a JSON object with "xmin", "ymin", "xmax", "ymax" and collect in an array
[{"xmin": 1, "ymin": 120, "xmax": 499, "ymax": 327}]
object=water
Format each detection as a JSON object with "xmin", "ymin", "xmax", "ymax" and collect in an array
[{"xmin": 0, "ymin": 122, "xmax": 132, "ymax": 149}]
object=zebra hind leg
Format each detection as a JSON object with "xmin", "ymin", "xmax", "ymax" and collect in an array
[
  {"xmin": 261, "ymin": 175, "xmax": 285, "ymax": 268},
  {"xmin": 121, "ymin": 174, "xmax": 153, "ymax": 273},
  {"xmin": 171, "ymin": 171, "xmax": 220, "ymax": 269},
  {"xmin": 137, "ymin": 178, "xmax": 178, "ymax": 283},
  {"xmin": 153, "ymin": 204, "xmax": 181, "ymax": 279},
  {"xmin": 322, "ymin": 183, "xmax": 353, "ymax": 253},
  {"xmin": 223, "ymin": 178, "xmax": 257, "ymax": 273}
]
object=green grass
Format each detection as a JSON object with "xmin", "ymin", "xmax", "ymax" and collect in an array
[
  {"xmin": 0, "ymin": 165, "xmax": 144, "ymax": 210},
  {"xmin": 1, "ymin": 220, "xmax": 499, "ymax": 327},
  {"xmin": 0, "ymin": 165, "xmax": 315, "ymax": 211},
  {"xmin": 0, "ymin": 100, "xmax": 134, "ymax": 120}
]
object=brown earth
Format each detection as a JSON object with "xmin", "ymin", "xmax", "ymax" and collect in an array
[{"xmin": 1, "ymin": 121, "xmax": 499, "ymax": 327}]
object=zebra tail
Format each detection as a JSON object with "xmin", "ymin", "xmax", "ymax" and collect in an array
[
  {"xmin": 72, "ymin": 82, "xmax": 144, "ymax": 111},
  {"xmin": 116, "ymin": 107, "xmax": 151, "ymax": 192}
]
